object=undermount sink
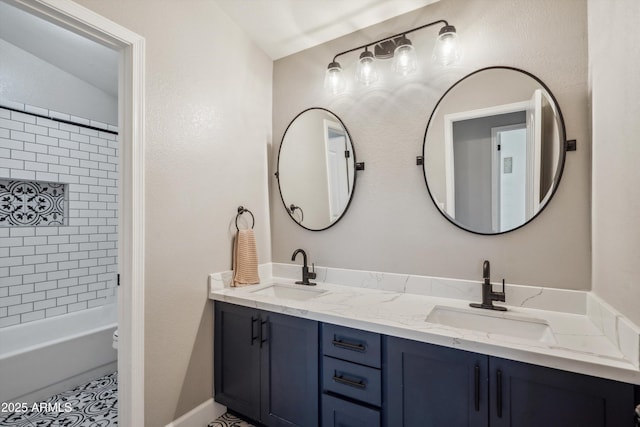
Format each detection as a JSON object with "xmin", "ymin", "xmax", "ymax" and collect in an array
[
  {"xmin": 250, "ymin": 283, "xmax": 327, "ymax": 301},
  {"xmin": 426, "ymin": 306, "xmax": 556, "ymax": 344}
]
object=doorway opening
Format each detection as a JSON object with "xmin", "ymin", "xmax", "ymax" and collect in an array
[{"xmin": 0, "ymin": 0, "xmax": 145, "ymax": 425}]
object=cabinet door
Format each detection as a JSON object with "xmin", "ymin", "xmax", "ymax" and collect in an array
[
  {"xmin": 385, "ymin": 336, "xmax": 489, "ymax": 427},
  {"xmin": 214, "ymin": 302, "xmax": 261, "ymax": 421},
  {"xmin": 261, "ymin": 311, "xmax": 319, "ymax": 427},
  {"xmin": 490, "ymin": 357, "xmax": 636, "ymax": 427}
]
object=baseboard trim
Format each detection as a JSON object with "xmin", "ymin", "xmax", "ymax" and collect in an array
[{"xmin": 165, "ymin": 398, "xmax": 226, "ymax": 427}]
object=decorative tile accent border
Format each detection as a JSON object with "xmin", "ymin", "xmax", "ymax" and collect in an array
[{"xmin": 0, "ymin": 179, "xmax": 66, "ymax": 226}]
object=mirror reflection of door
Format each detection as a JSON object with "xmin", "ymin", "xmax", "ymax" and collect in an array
[
  {"xmin": 492, "ymin": 124, "xmax": 527, "ymax": 232},
  {"xmin": 324, "ymin": 119, "xmax": 351, "ymax": 222},
  {"xmin": 447, "ymin": 106, "xmax": 527, "ymax": 232},
  {"xmin": 424, "ymin": 67, "xmax": 567, "ymax": 235},
  {"xmin": 447, "ymin": 91, "xmax": 557, "ymax": 233},
  {"xmin": 278, "ymin": 108, "xmax": 357, "ymax": 231}
]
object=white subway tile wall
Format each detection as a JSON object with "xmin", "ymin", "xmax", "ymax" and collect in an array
[{"xmin": 0, "ymin": 104, "xmax": 118, "ymax": 328}]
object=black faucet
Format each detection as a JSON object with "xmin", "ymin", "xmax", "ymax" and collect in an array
[
  {"xmin": 470, "ymin": 260, "xmax": 506, "ymax": 311},
  {"xmin": 291, "ymin": 249, "xmax": 316, "ymax": 286}
]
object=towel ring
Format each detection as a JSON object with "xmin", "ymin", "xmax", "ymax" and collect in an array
[
  {"xmin": 289, "ymin": 204, "xmax": 304, "ymax": 223},
  {"xmin": 236, "ymin": 206, "xmax": 255, "ymax": 231}
]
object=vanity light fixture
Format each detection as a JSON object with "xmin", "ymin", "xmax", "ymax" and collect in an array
[
  {"xmin": 324, "ymin": 61, "xmax": 345, "ymax": 95},
  {"xmin": 324, "ymin": 19, "xmax": 460, "ymax": 94},
  {"xmin": 433, "ymin": 24, "xmax": 460, "ymax": 66},
  {"xmin": 355, "ymin": 48, "xmax": 378, "ymax": 86},
  {"xmin": 391, "ymin": 35, "xmax": 417, "ymax": 76}
]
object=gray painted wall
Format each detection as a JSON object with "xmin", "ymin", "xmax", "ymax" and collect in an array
[
  {"xmin": 77, "ymin": 0, "xmax": 273, "ymax": 425},
  {"xmin": 272, "ymin": 0, "xmax": 590, "ymax": 290}
]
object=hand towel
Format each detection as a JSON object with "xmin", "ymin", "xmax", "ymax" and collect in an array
[{"xmin": 232, "ymin": 229, "xmax": 260, "ymax": 286}]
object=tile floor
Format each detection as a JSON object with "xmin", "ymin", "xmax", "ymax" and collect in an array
[
  {"xmin": 0, "ymin": 372, "xmax": 256, "ymax": 427},
  {"xmin": 0, "ymin": 372, "xmax": 117, "ymax": 426},
  {"xmin": 208, "ymin": 412, "xmax": 255, "ymax": 427}
]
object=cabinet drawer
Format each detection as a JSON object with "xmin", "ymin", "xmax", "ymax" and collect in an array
[
  {"xmin": 321, "ymin": 394, "xmax": 380, "ymax": 427},
  {"xmin": 322, "ymin": 323, "xmax": 381, "ymax": 368},
  {"xmin": 322, "ymin": 356, "xmax": 381, "ymax": 407}
]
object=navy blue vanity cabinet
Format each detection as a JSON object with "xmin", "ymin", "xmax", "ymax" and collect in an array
[
  {"xmin": 322, "ymin": 393, "xmax": 381, "ymax": 427},
  {"xmin": 489, "ymin": 357, "xmax": 636, "ymax": 427},
  {"xmin": 214, "ymin": 302, "xmax": 261, "ymax": 421},
  {"xmin": 214, "ymin": 301, "xmax": 319, "ymax": 427},
  {"xmin": 384, "ymin": 336, "xmax": 489, "ymax": 427},
  {"xmin": 321, "ymin": 323, "xmax": 382, "ymax": 427},
  {"xmin": 260, "ymin": 310, "xmax": 319, "ymax": 427},
  {"xmin": 385, "ymin": 335, "xmax": 637, "ymax": 427}
]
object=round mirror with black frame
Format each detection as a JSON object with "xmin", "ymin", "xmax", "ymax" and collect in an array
[
  {"xmin": 422, "ymin": 66, "xmax": 568, "ymax": 235},
  {"xmin": 276, "ymin": 107, "xmax": 358, "ymax": 231}
]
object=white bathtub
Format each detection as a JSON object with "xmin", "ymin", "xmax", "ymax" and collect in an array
[{"xmin": 0, "ymin": 304, "xmax": 117, "ymax": 403}]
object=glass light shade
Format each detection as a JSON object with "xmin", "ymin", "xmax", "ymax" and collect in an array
[
  {"xmin": 324, "ymin": 61, "xmax": 345, "ymax": 95},
  {"xmin": 355, "ymin": 50, "xmax": 378, "ymax": 86},
  {"xmin": 433, "ymin": 25, "xmax": 460, "ymax": 66},
  {"xmin": 391, "ymin": 38, "xmax": 417, "ymax": 76}
]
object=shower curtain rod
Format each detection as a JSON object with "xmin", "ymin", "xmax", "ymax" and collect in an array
[{"xmin": 0, "ymin": 104, "xmax": 119, "ymax": 136}]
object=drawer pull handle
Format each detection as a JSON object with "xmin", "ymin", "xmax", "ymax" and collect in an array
[
  {"xmin": 332, "ymin": 374, "xmax": 366, "ymax": 389},
  {"xmin": 332, "ymin": 339, "xmax": 366, "ymax": 352},
  {"xmin": 496, "ymin": 369, "xmax": 503, "ymax": 418},
  {"xmin": 250, "ymin": 316, "xmax": 259, "ymax": 346},
  {"xmin": 474, "ymin": 364, "xmax": 480, "ymax": 412},
  {"xmin": 260, "ymin": 319, "xmax": 269, "ymax": 348}
]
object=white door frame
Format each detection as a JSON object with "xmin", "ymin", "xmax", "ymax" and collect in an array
[
  {"xmin": 323, "ymin": 118, "xmax": 348, "ymax": 223},
  {"xmin": 443, "ymin": 100, "xmax": 530, "ymax": 219},
  {"xmin": 8, "ymin": 1, "xmax": 146, "ymax": 425},
  {"xmin": 527, "ymin": 89, "xmax": 544, "ymax": 215}
]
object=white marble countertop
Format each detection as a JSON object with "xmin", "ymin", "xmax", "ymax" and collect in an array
[{"xmin": 209, "ymin": 267, "xmax": 640, "ymax": 386}]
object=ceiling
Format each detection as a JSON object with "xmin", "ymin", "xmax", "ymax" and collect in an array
[
  {"xmin": 0, "ymin": 1, "xmax": 119, "ymax": 98},
  {"xmin": 0, "ymin": 0, "xmax": 438, "ymax": 96},
  {"xmin": 214, "ymin": 0, "xmax": 440, "ymax": 60}
]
